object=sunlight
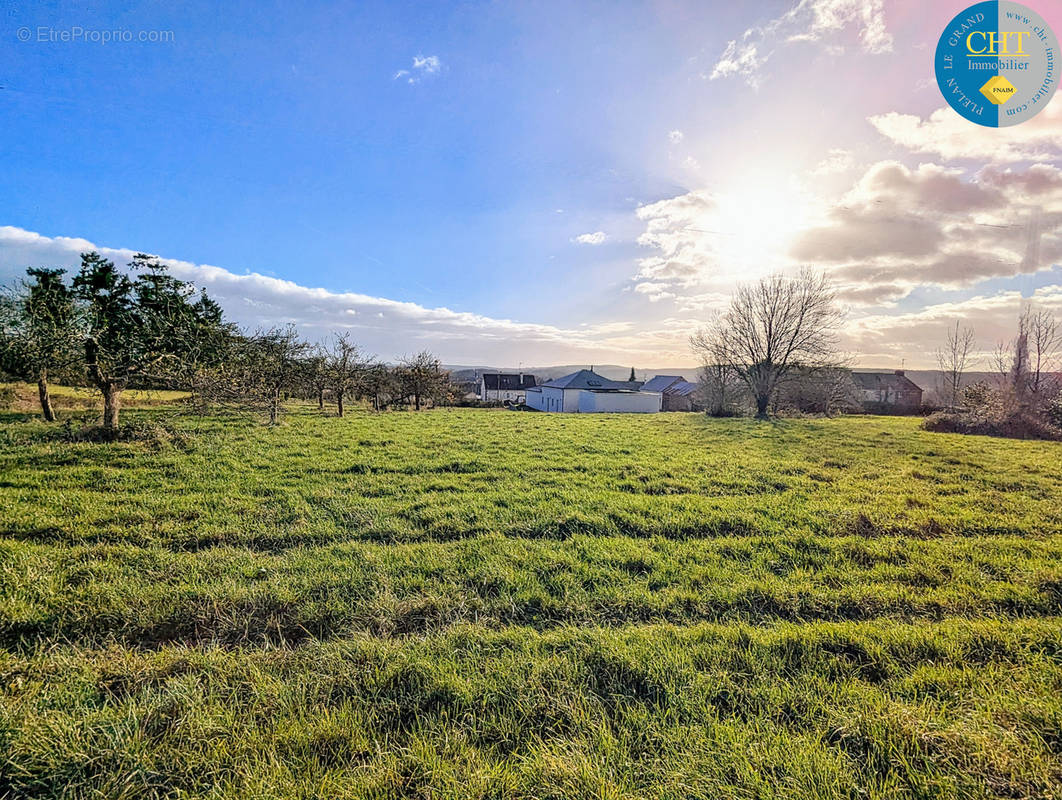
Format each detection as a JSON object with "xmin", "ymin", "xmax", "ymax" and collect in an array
[{"xmin": 707, "ymin": 176, "xmax": 818, "ymax": 278}]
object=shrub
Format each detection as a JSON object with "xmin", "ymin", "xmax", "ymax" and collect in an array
[
  {"xmin": 922, "ymin": 409, "xmax": 1062, "ymax": 441},
  {"xmin": 1046, "ymin": 392, "xmax": 1062, "ymax": 430}
]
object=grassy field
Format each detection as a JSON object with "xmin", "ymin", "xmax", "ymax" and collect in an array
[{"xmin": 1, "ymin": 401, "xmax": 1061, "ymax": 798}]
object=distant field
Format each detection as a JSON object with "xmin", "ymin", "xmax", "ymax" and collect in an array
[
  {"xmin": 0, "ymin": 381, "xmax": 189, "ymax": 414},
  {"xmin": 1, "ymin": 404, "xmax": 1060, "ymax": 798}
]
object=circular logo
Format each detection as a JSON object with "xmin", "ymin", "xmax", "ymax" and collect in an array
[{"xmin": 935, "ymin": 1, "xmax": 1058, "ymax": 127}]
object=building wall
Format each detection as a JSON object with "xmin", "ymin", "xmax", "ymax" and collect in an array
[
  {"xmin": 576, "ymin": 391, "xmax": 661, "ymax": 413},
  {"xmin": 662, "ymin": 393, "xmax": 695, "ymax": 412},
  {"xmin": 526, "ymin": 386, "xmax": 565, "ymax": 411},
  {"xmin": 482, "ymin": 388, "xmax": 525, "ymax": 403}
]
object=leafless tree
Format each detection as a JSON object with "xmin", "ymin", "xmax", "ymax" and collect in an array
[
  {"xmin": 935, "ymin": 321, "xmax": 976, "ymax": 408},
  {"xmin": 697, "ymin": 363, "xmax": 744, "ymax": 416},
  {"xmin": 326, "ymin": 332, "xmax": 364, "ymax": 417},
  {"xmin": 361, "ymin": 361, "xmax": 397, "ymax": 411},
  {"xmin": 303, "ymin": 346, "xmax": 329, "ymax": 411},
  {"xmin": 395, "ymin": 350, "xmax": 449, "ymax": 411},
  {"xmin": 197, "ymin": 326, "xmax": 308, "ymax": 424},
  {"xmin": 690, "ymin": 269, "xmax": 845, "ymax": 418},
  {"xmin": 1027, "ymin": 306, "xmax": 1060, "ymax": 396}
]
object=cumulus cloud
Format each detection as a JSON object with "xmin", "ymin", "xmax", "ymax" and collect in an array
[
  {"xmin": 869, "ymin": 97, "xmax": 1062, "ymax": 164},
  {"xmin": 394, "ymin": 54, "xmax": 442, "ymax": 84},
  {"xmin": 710, "ymin": 0, "xmax": 892, "ymax": 86},
  {"xmin": 572, "ymin": 231, "xmax": 607, "ymax": 245},
  {"xmin": 668, "ymin": 130, "xmax": 685, "ymax": 144},
  {"xmin": 789, "ymin": 160, "xmax": 1062, "ymax": 302},
  {"xmin": 634, "ymin": 191, "xmax": 718, "ymax": 285}
]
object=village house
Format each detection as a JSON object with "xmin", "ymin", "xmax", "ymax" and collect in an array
[
  {"xmin": 525, "ymin": 369, "xmax": 660, "ymax": 413},
  {"xmin": 478, "ymin": 372, "xmax": 537, "ymax": 404},
  {"xmin": 851, "ymin": 370, "xmax": 924, "ymax": 413},
  {"xmin": 640, "ymin": 375, "xmax": 701, "ymax": 411}
]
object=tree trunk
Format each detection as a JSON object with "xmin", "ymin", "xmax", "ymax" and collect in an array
[
  {"xmin": 317, "ymin": 388, "xmax": 324, "ymax": 410},
  {"xmin": 37, "ymin": 370, "xmax": 56, "ymax": 422},
  {"xmin": 414, "ymin": 392, "xmax": 421, "ymax": 411},
  {"xmin": 269, "ymin": 389, "xmax": 280, "ymax": 425},
  {"xmin": 755, "ymin": 393, "xmax": 769, "ymax": 419},
  {"xmin": 337, "ymin": 390, "xmax": 345, "ymax": 417},
  {"xmin": 102, "ymin": 384, "xmax": 121, "ymax": 431}
]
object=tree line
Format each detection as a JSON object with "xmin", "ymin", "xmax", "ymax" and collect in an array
[
  {"xmin": 0, "ymin": 253, "xmax": 451, "ymax": 432},
  {"xmin": 688, "ymin": 268, "xmax": 1060, "ymax": 431}
]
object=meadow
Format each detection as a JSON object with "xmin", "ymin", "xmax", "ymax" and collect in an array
[{"xmin": 1, "ymin": 396, "xmax": 1061, "ymax": 798}]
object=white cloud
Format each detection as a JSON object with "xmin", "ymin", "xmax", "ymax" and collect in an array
[
  {"xmin": 709, "ymin": 34, "xmax": 766, "ymax": 85},
  {"xmin": 789, "ymin": 159, "xmax": 1062, "ymax": 302},
  {"xmin": 572, "ymin": 231, "xmax": 607, "ymax": 245},
  {"xmin": 394, "ymin": 54, "xmax": 443, "ymax": 84},
  {"xmin": 412, "ymin": 55, "xmax": 441, "ymax": 74},
  {"xmin": 668, "ymin": 130, "xmax": 684, "ymax": 144},
  {"xmin": 710, "ymin": 0, "xmax": 892, "ymax": 87},
  {"xmin": 810, "ymin": 148, "xmax": 855, "ymax": 175},
  {"xmin": 843, "ymin": 286, "xmax": 1062, "ymax": 365},
  {"xmin": 869, "ymin": 97, "xmax": 1062, "ymax": 164},
  {"xmin": 634, "ymin": 190, "xmax": 718, "ymax": 285},
  {"xmin": 633, "ymin": 282, "xmax": 676, "ymax": 302},
  {"xmin": 0, "ymin": 226, "xmax": 687, "ymax": 364}
]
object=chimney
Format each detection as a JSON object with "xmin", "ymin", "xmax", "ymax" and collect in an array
[{"xmin": 895, "ymin": 369, "xmax": 905, "ymax": 376}]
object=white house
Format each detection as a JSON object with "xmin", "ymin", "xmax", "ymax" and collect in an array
[
  {"xmin": 479, "ymin": 373, "xmax": 537, "ymax": 403},
  {"xmin": 525, "ymin": 369, "xmax": 661, "ymax": 413}
]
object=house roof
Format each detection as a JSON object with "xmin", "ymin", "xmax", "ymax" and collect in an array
[
  {"xmin": 540, "ymin": 369, "xmax": 638, "ymax": 391},
  {"xmin": 667, "ymin": 380, "xmax": 699, "ymax": 397},
  {"xmin": 482, "ymin": 373, "xmax": 537, "ymax": 390},
  {"xmin": 851, "ymin": 371, "xmax": 923, "ymax": 392},
  {"xmin": 641, "ymin": 375, "xmax": 686, "ymax": 393}
]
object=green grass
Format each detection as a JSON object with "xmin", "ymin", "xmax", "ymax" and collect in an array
[{"xmin": 1, "ymin": 404, "xmax": 1061, "ymax": 798}]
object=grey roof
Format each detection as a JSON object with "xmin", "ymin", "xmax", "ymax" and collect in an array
[
  {"xmin": 482, "ymin": 373, "xmax": 536, "ymax": 390},
  {"xmin": 668, "ymin": 380, "xmax": 699, "ymax": 397},
  {"xmin": 851, "ymin": 371, "xmax": 923, "ymax": 392},
  {"xmin": 540, "ymin": 369, "xmax": 639, "ymax": 391},
  {"xmin": 641, "ymin": 375, "xmax": 686, "ymax": 393}
]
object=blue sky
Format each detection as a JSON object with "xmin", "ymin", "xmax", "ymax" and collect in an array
[{"xmin": 3, "ymin": 0, "xmax": 1062, "ymax": 367}]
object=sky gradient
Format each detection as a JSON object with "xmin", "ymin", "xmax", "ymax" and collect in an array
[{"xmin": 2, "ymin": 0, "xmax": 1062, "ymax": 368}]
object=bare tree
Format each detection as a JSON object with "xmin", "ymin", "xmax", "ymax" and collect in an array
[
  {"xmin": 303, "ymin": 346, "xmax": 329, "ymax": 411},
  {"xmin": 198, "ymin": 326, "xmax": 308, "ymax": 424},
  {"xmin": 935, "ymin": 321, "xmax": 976, "ymax": 408},
  {"xmin": 697, "ymin": 363, "xmax": 744, "ymax": 416},
  {"xmin": 361, "ymin": 361, "xmax": 397, "ymax": 411},
  {"xmin": 1027, "ymin": 306, "xmax": 1060, "ymax": 396},
  {"xmin": 326, "ymin": 332, "xmax": 364, "ymax": 417},
  {"xmin": 690, "ymin": 269, "xmax": 845, "ymax": 418},
  {"xmin": 395, "ymin": 351, "xmax": 449, "ymax": 411}
]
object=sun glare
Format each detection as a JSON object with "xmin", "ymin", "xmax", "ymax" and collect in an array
[{"xmin": 708, "ymin": 177, "xmax": 817, "ymax": 278}]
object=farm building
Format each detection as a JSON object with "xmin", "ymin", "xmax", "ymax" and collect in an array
[
  {"xmin": 479, "ymin": 373, "xmax": 537, "ymax": 403},
  {"xmin": 524, "ymin": 369, "xmax": 660, "ymax": 413},
  {"xmin": 852, "ymin": 370, "xmax": 923, "ymax": 413},
  {"xmin": 640, "ymin": 375, "xmax": 701, "ymax": 411}
]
